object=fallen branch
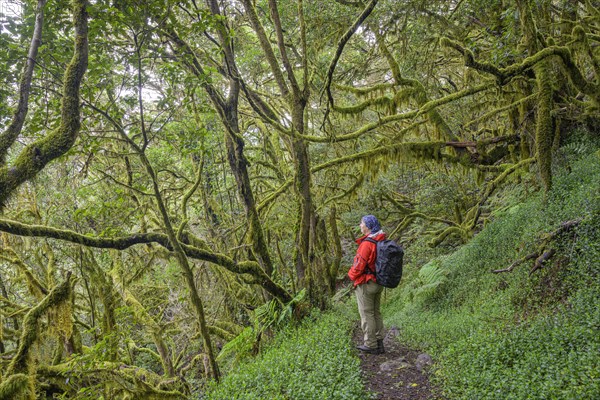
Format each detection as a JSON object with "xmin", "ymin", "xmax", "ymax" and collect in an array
[
  {"xmin": 529, "ymin": 249, "xmax": 556, "ymax": 276},
  {"xmin": 492, "ymin": 219, "xmax": 581, "ymax": 274},
  {"xmin": 492, "ymin": 252, "xmax": 537, "ymax": 274}
]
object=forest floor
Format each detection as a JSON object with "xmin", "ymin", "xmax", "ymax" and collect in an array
[{"xmin": 353, "ymin": 325, "xmax": 443, "ymax": 399}]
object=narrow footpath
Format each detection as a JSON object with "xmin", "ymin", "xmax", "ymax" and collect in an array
[{"xmin": 354, "ymin": 325, "xmax": 443, "ymax": 399}]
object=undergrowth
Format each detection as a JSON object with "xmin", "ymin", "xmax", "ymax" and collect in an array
[
  {"xmin": 202, "ymin": 305, "xmax": 367, "ymax": 400},
  {"xmin": 382, "ymin": 148, "xmax": 600, "ymax": 399}
]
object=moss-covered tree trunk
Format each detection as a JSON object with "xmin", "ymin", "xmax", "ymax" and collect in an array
[
  {"xmin": 291, "ymin": 99, "xmax": 313, "ymax": 288},
  {"xmin": 160, "ymin": 2, "xmax": 276, "ymax": 284},
  {"xmin": 240, "ymin": 0, "xmax": 322, "ymax": 301},
  {"xmin": 516, "ymin": 0, "xmax": 554, "ymax": 190}
]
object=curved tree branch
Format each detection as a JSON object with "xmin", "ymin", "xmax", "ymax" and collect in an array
[
  {"xmin": 240, "ymin": 0, "xmax": 289, "ymax": 96},
  {"xmin": 0, "ymin": 0, "xmax": 88, "ymax": 206},
  {"xmin": 0, "ymin": 0, "xmax": 48, "ymax": 164},
  {"xmin": 322, "ymin": 0, "xmax": 379, "ymax": 110}
]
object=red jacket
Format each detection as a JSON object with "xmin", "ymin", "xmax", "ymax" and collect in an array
[{"xmin": 348, "ymin": 231, "xmax": 386, "ymax": 286}]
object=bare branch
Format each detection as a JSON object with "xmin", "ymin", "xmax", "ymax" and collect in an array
[{"xmin": 323, "ymin": 0, "xmax": 379, "ymax": 109}]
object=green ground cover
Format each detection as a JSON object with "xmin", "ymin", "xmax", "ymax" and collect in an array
[
  {"xmin": 203, "ymin": 306, "xmax": 368, "ymax": 400},
  {"xmin": 384, "ymin": 148, "xmax": 600, "ymax": 399}
]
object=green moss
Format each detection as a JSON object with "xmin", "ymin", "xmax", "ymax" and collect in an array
[
  {"xmin": 6, "ymin": 273, "xmax": 72, "ymax": 391},
  {"xmin": 0, "ymin": 374, "xmax": 34, "ymax": 400}
]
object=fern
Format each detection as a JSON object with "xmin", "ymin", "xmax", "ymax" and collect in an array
[
  {"xmin": 409, "ymin": 259, "xmax": 448, "ymax": 302},
  {"xmin": 216, "ymin": 326, "xmax": 255, "ymax": 367},
  {"xmin": 218, "ymin": 289, "xmax": 308, "ymax": 368},
  {"xmin": 254, "ymin": 289, "xmax": 306, "ymax": 333},
  {"xmin": 561, "ymin": 141, "xmax": 588, "ymax": 156},
  {"xmin": 560, "ymin": 129, "xmax": 600, "ymax": 157}
]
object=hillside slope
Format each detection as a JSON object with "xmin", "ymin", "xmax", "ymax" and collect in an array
[{"xmin": 383, "ymin": 148, "xmax": 600, "ymax": 399}]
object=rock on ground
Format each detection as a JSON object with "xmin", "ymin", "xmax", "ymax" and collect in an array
[{"xmin": 353, "ymin": 325, "xmax": 444, "ymax": 399}]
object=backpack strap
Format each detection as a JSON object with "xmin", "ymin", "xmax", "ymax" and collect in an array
[{"xmin": 362, "ymin": 237, "xmax": 377, "ymax": 275}]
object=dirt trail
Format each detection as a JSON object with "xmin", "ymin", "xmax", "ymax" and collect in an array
[{"xmin": 354, "ymin": 326, "xmax": 443, "ymax": 399}]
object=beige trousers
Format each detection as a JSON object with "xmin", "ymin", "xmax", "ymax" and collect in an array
[{"xmin": 356, "ymin": 280, "xmax": 384, "ymax": 348}]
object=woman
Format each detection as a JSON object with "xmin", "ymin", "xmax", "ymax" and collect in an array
[{"xmin": 348, "ymin": 215, "xmax": 385, "ymax": 354}]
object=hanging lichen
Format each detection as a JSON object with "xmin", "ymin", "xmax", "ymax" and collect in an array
[
  {"xmin": 47, "ymin": 298, "xmax": 73, "ymax": 342},
  {"xmin": 2, "ymin": 273, "xmax": 72, "ymax": 400},
  {"xmin": 333, "ymin": 95, "xmax": 395, "ymax": 115}
]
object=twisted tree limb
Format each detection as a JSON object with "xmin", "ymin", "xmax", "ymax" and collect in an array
[
  {"xmin": 6, "ymin": 272, "xmax": 72, "ymax": 377},
  {"xmin": 0, "ymin": 218, "xmax": 291, "ymax": 303},
  {"xmin": 442, "ymin": 39, "xmax": 600, "ymax": 103},
  {"xmin": 323, "ymin": 0, "xmax": 379, "ymax": 109}
]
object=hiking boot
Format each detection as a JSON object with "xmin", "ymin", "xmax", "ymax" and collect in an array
[
  {"xmin": 377, "ymin": 339, "xmax": 385, "ymax": 354},
  {"xmin": 356, "ymin": 344, "xmax": 383, "ymax": 354}
]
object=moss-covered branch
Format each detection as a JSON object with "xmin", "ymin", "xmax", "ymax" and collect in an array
[
  {"xmin": 441, "ymin": 37, "xmax": 504, "ymax": 79},
  {"xmin": 240, "ymin": 0, "xmax": 289, "ymax": 97},
  {"xmin": 0, "ymin": 0, "xmax": 88, "ymax": 206},
  {"xmin": 303, "ymin": 83, "xmax": 490, "ymax": 143},
  {"xmin": 259, "ymin": 133, "xmax": 508, "ymax": 213},
  {"xmin": 466, "ymin": 93, "xmax": 538, "ymax": 128},
  {"xmin": 376, "ymin": 30, "xmax": 458, "ymax": 143},
  {"xmin": 442, "ymin": 38, "xmax": 600, "ymax": 103},
  {"xmin": 0, "ymin": 0, "xmax": 47, "ymax": 164},
  {"xmin": 0, "ymin": 374, "xmax": 32, "ymax": 400},
  {"xmin": 6, "ymin": 273, "xmax": 72, "ymax": 377},
  {"xmin": 333, "ymin": 82, "xmax": 395, "ymax": 96},
  {"xmin": 0, "ymin": 218, "xmax": 291, "ymax": 302},
  {"xmin": 333, "ymin": 94, "xmax": 396, "ymax": 115},
  {"xmin": 38, "ymin": 362, "xmax": 188, "ymax": 399}
]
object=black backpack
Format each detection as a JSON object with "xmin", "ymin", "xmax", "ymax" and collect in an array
[{"xmin": 364, "ymin": 237, "xmax": 404, "ymax": 288}]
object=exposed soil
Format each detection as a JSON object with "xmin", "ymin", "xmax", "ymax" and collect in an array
[{"xmin": 354, "ymin": 325, "xmax": 443, "ymax": 400}]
